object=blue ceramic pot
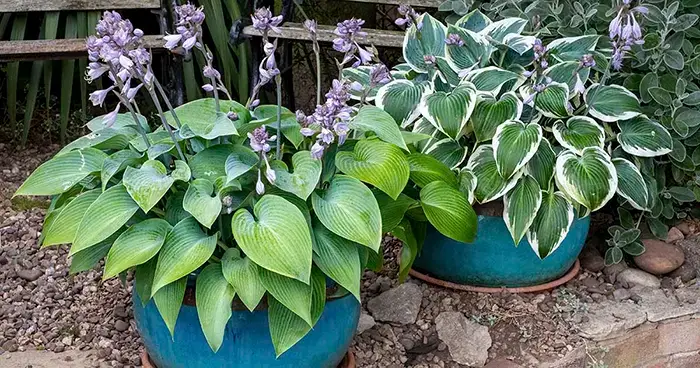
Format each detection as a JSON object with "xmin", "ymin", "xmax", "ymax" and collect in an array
[
  {"xmin": 132, "ymin": 291, "xmax": 360, "ymax": 368},
  {"xmin": 412, "ymin": 212, "xmax": 590, "ymax": 287}
]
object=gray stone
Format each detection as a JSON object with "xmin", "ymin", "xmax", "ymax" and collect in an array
[
  {"xmin": 435, "ymin": 311, "xmax": 491, "ymax": 367},
  {"xmin": 612, "ymin": 288, "xmax": 631, "ymax": 301},
  {"xmin": 578, "ymin": 301, "xmax": 646, "ymax": 340},
  {"xmin": 603, "ymin": 262, "xmax": 628, "ymax": 284},
  {"xmin": 17, "ymin": 269, "xmax": 42, "ymax": 282},
  {"xmin": 356, "ymin": 312, "xmax": 375, "ymax": 334},
  {"xmin": 668, "ymin": 263, "xmax": 697, "ymax": 282},
  {"xmin": 665, "ymin": 227, "xmax": 685, "ymax": 243},
  {"xmin": 580, "ymin": 254, "xmax": 605, "ymax": 273},
  {"xmin": 634, "ymin": 286, "xmax": 700, "ymax": 322},
  {"xmin": 114, "ymin": 320, "xmax": 128, "ymax": 332},
  {"xmin": 617, "ymin": 269, "xmax": 661, "ymax": 289},
  {"xmin": 367, "ymin": 283, "xmax": 422, "ymax": 325}
]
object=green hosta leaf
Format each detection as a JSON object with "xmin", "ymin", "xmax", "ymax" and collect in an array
[
  {"xmin": 135, "ymin": 258, "xmax": 156, "ymax": 307},
  {"xmin": 585, "ymin": 84, "xmax": 642, "ymax": 122},
  {"xmin": 101, "ymin": 150, "xmax": 145, "ymax": 191},
  {"xmin": 181, "ymin": 111, "xmax": 238, "ymax": 140},
  {"xmin": 153, "ymin": 276, "xmax": 186, "ymax": 338},
  {"xmin": 221, "ymin": 248, "xmax": 266, "ymax": 311},
  {"xmin": 312, "ymin": 221, "xmax": 361, "ymax": 301},
  {"xmin": 546, "ymin": 35, "xmax": 599, "ymax": 59},
  {"xmin": 123, "ymin": 160, "xmax": 174, "ymax": 213},
  {"xmin": 166, "ymin": 98, "xmax": 248, "ymax": 129},
  {"xmin": 535, "ymin": 82, "xmax": 570, "ymax": 118},
  {"xmin": 444, "ymin": 24, "xmax": 489, "ymax": 71},
  {"xmin": 312, "ymin": 175, "xmax": 382, "ymax": 251},
  {"xmin": 71, "ymin": 185, "xmax": 139, "ymax": 255},
  {"xmin": 544, "ymin": 61, "xmax": 591, "ymax": 94},
  {"xmin": 104, "ymin": 219, "xmax": 172, "ymax": 279},
  {"xmin": 259, "ymin": 268, "xmax": 312, "ymax": 325},
  {"xmin": 527, "ymin": 139, "xmax": 556, "ymax": 190},
  {"xmin": 152, "ymin": 217, "xmax": 217, "ymax": 294},
  {"xmin": 224, "ymin": 146, "xmax": 259, "ymax": 183},
  {"xmin": 455, "ymin": 9, "xmax": 492, "ymax": 32},
  {"xmin": 130, "ymin": 130, "xmax": 172, "ymax": 152},
  {"xmin": 232, "ymin": 194, "xmax": 313, "ymax": 282},
  {"xmin": 467, "ymin": 145, "xmax": 521, "ymax": 203},
  {"xmin": 403, "ymin": 14, "xmax": 447, "ymax": 72},
  {"xmin": 336, "ymin": 140, "xmax": 410, "ymax": 199},
  {"xmin": 196, "ymin": 264, "xmax": 235, "ymax": 352},
  {"xmin": 42, "ymin": 189, "xmax": 101, "ymax": 246},
  {"xmin": 374, "ymin": 190, "xmax": 417, "ymax": 233},
  {"xmin": 493, "ymin": 120, "xmax": 542, "ymax": 179},
  {"xmin": 527, "ymin": 190, "xmax": 574, "ymax": 259},
  {"xmin": 555, "ymin": 147, "xmax": 617, "ymax": 211},
  {"xmin": 375, "ymin": 80, "xmax": 431, "ymax": 127},
  {"xmin": 552, "ymin": 116, "xmax": 604, "ymax": 155},
  {"xmin": 165, "ymin": 191, "xmax": 190, "ymax": 226},
  {"xmin": 420, "ymin": 180, "xmax": 477, "ymax": 243},
  {"xmin": 254, "ymin": 105, "xmax": 303, "ymax": 148},
  {"xmin": 190, "ymin": 144, "xmax": 239, "ymax": 182},
  {"xmin": 183, "ymin": 179, "xmax": 221, "ymax": 229},
  {"xmin": 407, "ymin": 153, "xmax": 459, "ymax": 188},
  {"xmin": 464, "ymin": 67, "xmax": 519, "ymax": 95},
  {"xmin": 394, "ymin": 218, "xmax": 419, "ymax": 282},
  {"xmin": 613, "ymin": 158, "xmax": 649, "ymax": 211},
  {"xmin": 504, "ymin": 175, "xmax": 542, "ymax": 245},
  {"xmin": 59, "ymin": 128, "xmax": 137, "ymax": 155},
  {"xmin": 458, "ymin": 168, "xmax": 478, "ymax": 204},
  {"xmin": 419, "ymin": 83, "xmax": 477, "ymax": 139},
  {"xmin": 69, "ymin": 235, "xmax": 115, "ymax": 274},
  {"xmin": 171, "ymin": 160, "xmax": 191, "ymax": 182},
  {"xmin": 349, "ymin": 106, "xmax": 408, "ymax": 151},
  {"xmin": 424, "ymin": 138, "xmax": 469, "ymax": 169},
  {"xmin": 272, "ymin": 151, "xmax": 322, "ymax": 200},
  {"xmin": 479, "ymin": 17, "xmax": 527, "ymax": 43},
  {"xmin": 617, "ymin": 116, "xmax": 673, "ymax": 157},
  {"xmin": 15, "ymin": 148, "xmax": 107, "ymax": 196},
  {"xmin": 87, "ymin": 113, "xmax": 149, "ymax": 133},
  {"xmin": 471, "ymin": 92, "xmax": 522, "ymax": 143}
]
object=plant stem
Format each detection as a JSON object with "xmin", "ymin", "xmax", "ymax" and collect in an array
[
  {"xmin": 275, "ymin": 75, "xmax": 282, "ymax": 160},
  {"xmin": 112, "ymin": 92, "xmax": 151, "ymax": 148},
  {"xmin": 154, "ymin": 79, "xmax": 182, "ymax": 128},
  {"xmin": 147, "ymin": 89, "xmax": 187, "ymax": 162},
  {"xmin": 314, "ymin": 42, "xmax": 322, "ymax": 106}
]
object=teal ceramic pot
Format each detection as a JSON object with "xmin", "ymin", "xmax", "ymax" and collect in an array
[{"xmin": 412, "ymin": 203, "xmax": 590, "ymax": 287}]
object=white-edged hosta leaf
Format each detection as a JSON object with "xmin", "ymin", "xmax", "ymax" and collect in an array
[
  {"xmin": 613, "ymin": 158, "xmax": 649, "ymax": 210},
  {"xmin": 42, "ymin": 189, "xmax": 101, "ymax": 246},
  {"xmin": 420, "ymin": 180, "xmax": 477, "ymax": 243},
  {"xmin": 585, "ymin": 84, "xmax": 642, "ymax": 122},
  {"xmin": 467, "ymin": 145, "xmax": 521, "ymax": 203},
  {"xmin": 504, "ymin": 175, "xmax": 542, "ymax": 245},
  {"xmin": 312, "ymin": 221, "xmax": 361, "ymax": 301},
  {"xmin": 190, "ymin": 144, "xmax": 238, "ymax": 182},
  {"xmin": 493, "ymin": 120, "xmax": 542, "ymax": 179},
  {"xmin": 419, "ymin": 83, "xmax": 477, "ymax": 139},
  {"xmin": 526, "ymin": 190, "xmax": 574, "ymax": 259},
  {"xmin": 479, "ymin": 17, "xmax": 527, "ymax": 42},
  {"xmin": 336, "ymin": 139, "xmax": 410, "ymax": 199},
  {"xmin": 502, "ymin": 34, "xmax": 537, "ymax": 55},
  {"xmin": 444, "ymin": 24, "xmax": 489, "ymax": 71},
  {"xmin": 183, "ymin": 179, "xmax": 221, "ymax": 229},
  {"xmin": 123, "ymin": 160, "xmax": 174, "ymax": 213},
  {"xmin": 271, "ymin": 151, "xmax": 322, "ymax": 200},
  {"xmin": 104, "ymin": 218, "xmax": 172, "ymax": 279},
  {"xmin": 407, "ymin": 153, "xmax": 459, "ymax": 188},
  {"xmin": 546, "ymin": 35, "xmax": 599, "ymax": 59},
  {"xmin": 534, "ymin": 82, "xmax": 570, "ymax": 118},
  {"xmin": 434, "ymin": 57, "xmax": 461, "ymax": 88},
  {"xmin": 311, "ymin": 175, "xmax": 382, "ymax": 251},
  {"xmin": 232, "ymin": 194, "xmax": 313, "ymax": 282},
  {"xmin": 555, "ymin": 147, "xmax": 617, "ymax": 211},
  {"xmin": 349, "ymin": 106, "xmax": 408, "ymax": 151},
  {"xmin": 259, "ymin": 267, "xmax": 312, "ymax": 325},
  {"xmin": 424, "ymin": 138, "xmax": 469, "ymax": 169},
  {"xmin": 544, "ymin": 61, "xmax": 591, "ymax": 94},
  {"xmin": 15, "ymin": 148, "xmax": 107, "ymax": 196},
  {"xmin": 375, "ymin": 80, "xmax": 432, "ymax": 127},
  {"xmin": 221, "ymin": 248, "xmax": 266, "ymax": 311},
  {"xmin": 458, "ymin": 168, "xmax": 478, "ymax": 204},
  {"xmin": 342, "ymin": 66, "xmax": 381, "ymax": 101},
  {"xmin": 552, "ymin": 116, "xmax": 604, "ymax": 155},
  {"xmin": 471, "ymin": 92, "xmax": 523, "ymax": 142},
  {"xmin": 171, "ymin": 160, "xmax": 191, "ymax": 182},
  {"xmin": 464, "ymin": 67, "xmax": 519, "ymax": 95},
  {"xmin": 403, "ymin": 13, "xmax": 447, "ymax": 73},
  {"xmin": 617, "ymin": 116, "xmax": 673, "ymax": 157},
  {"xmin": 527, "ymin": 139, "xmax": 556, "ymax": 190},
  {"xmin": 101, "ymin": 150, "xmax": 145, "ymax": 191},
  {"xmin": 153, "ymin": 276, "xmax": 186, "ymax": 338},
  {"xmin": 401, "ymin": 131, "xmax": 432, "ymax": 145},
  {"xmin": 224, "ymin": 145, "xmax": 259, "ymax": 183},
  {"xmin": 152, "ymin": 217, "xmax": 217, "ymax": 294},
  {"xmin": 70, "ymin": 185, "xmax": 139, "ymax": 255},
  {"xmin": 373, "ymin": 190, "xmax": 418, "ymax": 233},
  {"xmin": 455, "ymin": 9, "xmax": 492, "ymax": 32},
  {"xmin": 196, "ymin": 264, "xmax": 235, "ymax": 352}
]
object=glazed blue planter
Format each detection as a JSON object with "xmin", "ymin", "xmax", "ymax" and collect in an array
[
  {"xmin": 413, "ymin": 213, "xmax": 590, "ymax": 287},
  {"xmin": 132, "ymin": 291, "xmax": 360, "ymax": 368}
]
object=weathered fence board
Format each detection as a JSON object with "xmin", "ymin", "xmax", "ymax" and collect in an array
[
  {"xmin": 242, "ymin": 22, "xmax": 405, "ymax": 48},
  {"xmin": 0, "ymin": 0, "xmax": 160, "ymax": 13},
  {"xmin": 0, "ymin": 35, "xmax": 164, "ymax": 61}
]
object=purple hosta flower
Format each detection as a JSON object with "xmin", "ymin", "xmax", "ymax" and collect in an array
[
  {"xmin": 256, "ymin": 170, "xmax": 266, "ymax": 195},
  {"xmin": 125, "ymin": 83, "xmax": 143, "ymax": 101},
  {"xmin": 523, "ymin": 81, "xmax": 551, "ymax": 105},
  {"xmin": 395, "ymin": 4, "xmax": 418, "ymax": 28},
  {"xmin": 333, "ymin": 18, "xmax": 374, "ymax": 67},
  {"xmin": 86, "ymin": 62, "xmax": 109, "ymax": 81},
  {"xmin": 310, "ymin": 142, "xmax": 325, "ymax": 160},
  {"xmin": 296, "ymin": 110, "xmax": 316, "ymax": 136},
  {"xmin": 258, "ymin": 41, "xmax": 280, "ymax": 84},
  {"xmin": 423, "ymin": 55, "xmax": 436, "ymax": 65},
  {"xmin": 369, "ymin": 64, "xmax": 391, "ymax": 86},
  {"xmin": 203, "ymin": 65, "xmax": 221, "ymax": 79},
  {"xmin": 89, "ymin": 86, "xmax": 114, "ymax": 106},
  {"xmin": 252, "ymin": 7, "xmax": 283, "ymax": 34},
  {"xmin": 304, "ymin": 19, "xmax": 318, "ymax": 39},
  {"xmin": 164, "ymin": 3, "xmax": 205, "ymax": 51},
  {"xmin": 248, "ymin": 126, "xmax": 273, "ymax": 153},
  {"xmin": 609, "ymin": 1, "xmax": 645, "ymax": 71},
  {"xmin": 580, "ymin": 54, "xmax": 596, "ymax": 68},
  {"xmin": 298, "ymin": 80, "xmax": 354, "ymax": 159},
  {"xmin": 103, "ymin": 103, "xmax": 121, "ymax": 127},
  {"xmin": 227, "ymin": 111, "xmax": 238, "ymax": 121},
  {"xmin": 445, "ymin": 33, "xmax": 464, "ymax": 47},
  {"xmin": 202, "ymin": 84, "xmax": 214, "ymax": 92}
]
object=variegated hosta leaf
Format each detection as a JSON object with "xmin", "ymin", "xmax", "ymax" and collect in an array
[
  {"xmin": 232, "ymin": 194, "xmax": 313, "ymax": 283},
  {"xmin": 458, "ymin": 168, "xmax": 478, "ymax": 204},
  {"xmin": 527, "ymin": 139, "xmax": 556, "ymax": 190},
  {"xmin": 534, "ymin": 82, "xmax": 570, "ymax": 118},
  {"xmin": 70, "ymin": 184, "xmax": 139, "ymax": 255},
  {"xmin": 312, "ymin": 221, "xmax": 361, "ymax": 301},
  {"xmin": 190, "ymin": 144, "xmax": 239, "ymax": 182},
  {"xmin": 434, "ymin": 57, "xmax": 461, "ymax": 87},
  {"xmin": 342, "ymin": 66, "xmax": 381, "ymax": 101},
  {"xmin": 555, "ymin": 147, "xmax": 617, "ymax": 211},
  {"xmin": 502, "ymin": 34, "xmax": 536, "ymax": 55},
  {"xmin": 183, "ymin": 179, "xmax": 221, "ymax": 229},
  {"xmin": 15, "ymin": 148, "xmax": 107, "ymax": 196},
  {"xmin": 444, "ymin": 24, "xmax": 489, "ymax": 72},
  {"xmin": 42, "ymin": 189, "xmax": 101, "ymax": 247},
  {"xmin": 585, "ymin": 84, "xmax": 642, "ymax": 122},
  {"xmin": 544, "ymin": 61, "xmax": 591, "ymax": 94},
  {"xmin": 152, "ymin": 217, "xmax": 218, "ymax": 294},
  {"xmin": 375, "ymin": 80, "xmax": 432, "ymax": 127},
  {"xmin": 464, "ymin": 67, "xmax": 519, "ymax": 95},
  {"xmin": 412, "ymin": 118, "xmax": 440, "ymax": 153},
  {"xmin": 196, "ymin": 264, "xmax": 235, "ymax": 353},
  {"xmin": 478, "ymin": 17, "xmax": 527, "ymax": 43},
  {"xmin": 504, "ymin": 175, "xmax": 542, "ymax": 245},
  {"xmin": 471, "ymin": 92, "xmax": 523, "ymax": 142},
  {"xmin": 103, "ymin": 218, "xmax": 172, "ymax": 279},
  {"xmin": 407, "ymin": 153, "xmax": 459, "ymax": 188},
  {"xmin": 546, "ymin": 35, "xmax": 599, "ymax": 59},
  {"xmin": 420, "ymin": 180, "xmax": 477, "ymax": 243},
  {"xmin": 403, "ymin": 13, "xmax": 447, "ymax": 73},
  {"xmin": 467, "ymin": 145, "xmax": 521, "ymax": 203},
  {"xmin": 552, "ymin": 116, "xmax": 604, "ymax": 155},
  {"xmin": 424, "ymin": 138, "xmax": 469, "ymax": 170},
  {"xmin": 101, "ymin": 150, "xmax": 146, "ymax": 191},
  {"xmin": 224, "ymin": 146, "xmax": 259, "ymax": 183},
  {"xmin": 493, "ymin": 120, "xmax": 542, "ymax": 179},
  {"xmin": 259, "ymin": 267, "xmax": 312, "ymax": 325},
  {"xmin": 613, "ymin": 158, "xmax": 650, "ymax": 211},
  {"xmin": 455, "ymin": 9, "xmax": 492, "ymax": 32},
  {"xmin": 153, "ymin": 276, "xmax": 186, "ymax": 338},
  {"xmin": 336, "ymin": 139, "xmax": 410, "ymax": 200},
  {"xmin": 349, "ymin": 106, "xmax": 409, "ymax": 151},
  {"xmin": 617, "ymin": 116, "xmax": 673, "ymax": 157},
  {"xmin": 527, "ymin": 190, "xmax": 574, "ymax": 259},
  {"xmin": 221, "ymin": 248, "xmax": 266, "ymax": 311},
  {"xmin": 123, "ymin": 160, "xmax": 175, "ymax": 213},
  {"xmin": 272, "ymin": 151, "xmax": 322, "ymax": 200},
  {"xmin": 419, "ymin": 83, "xmax": 477, "ymax": 139},
  {"xmin": 311, "ymin": 175, "xmax": 382, "ymax": 251}
]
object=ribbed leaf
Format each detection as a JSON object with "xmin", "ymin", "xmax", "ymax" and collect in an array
[
  {"xmin": 221, "ymin": 248, "xmax": 265, "ymax": 311},
  {"xmin": 504, "ymin": 175, "xmax": 542, "ymax": 245},
  {"xmin": 259, "ymin": 268, "xmax": 312, "ymax": 325},
  {"xmin": 152, "ymin": 217, "xmax": 217, "ymax": 294},
  {"xmin": 135, "ymin": 258, "xmax": 156, "ymax": 307},
  {"xmin": 467, "ymin": 145, "xmax": 521, "ymax": 203},
  {"xmin": 420, "ymin": 180, "xmax": 477, "ymax": 243},
  {"xmin": 196, "ymin": 264, "xmax": 235, "ymax": 353},
  {"xmin": 153, "ymin": 276, "xmax": 186, "ymax": 338},
  {"xmin": 546, "ymin": 35, "xmax": 599, "ymax": 59},
  {"xmin": 15, "ymin": 148, "xmax": 106, "ymax": 196},
  {"xmin": 165, "ymin": 192, "xmax": 191, "ymax": 226},
  {"xmin": 479, "ymin": 17, "xmax": 527, "ymax": 42},
  {"xmin": 464, "ymin": 67, "xmax": 519, "ymax": 95},
  {"xmin": 394, "ymin": 218, "xmax": 418, "ymax": 282},
  {"xmin": 311, "ymin": 175, "xmax": 382, "ymax": 252},
  {"xmin": 544, "ymin": 61, "xmax": 590, "ymax": 94},
  {"xmin": 527, "ymin": 139, "xmax": 556, "ymax": 190},
  {"xmin": 444, "ymin": 24, "xmax": 489, "ymax": 71},
  {"xmin": 123, "ymin": 160, "xmax": 175, "ymax": 213},
  {"xmin": 455, "ymin": 9, "xmax": 492, "ymax": 32},
  {"xmin": 171, "ymin": 160, "xmax": 190, "ymax": 182},
  {"xmin": 225, "ymin": 146, "xmax": 259, "ymax": 183},
  {"xmin": 458, "ymin": 168, "xmax": 478, "ymax": 204},
  {"xmin": 403, "ymin": 13, "xmax": 447, "ymax": 72},
  {"xmin": 42, "ymin": 189, "xmax": 100, "ymax": 247},
  {"xmin": 254, "ymin": 105, "xmax": 303, "ymax": 148},
  {"xmin": 555, "ymin": 147, "xmax": 617, "ymax": 211},
  {"xmin": 183, "ymin": 179, "xmax": 221, "ymax": 229},
  {"xmin": 527, "ymin": 191, "xmax": 574, "ymax": 259},
  {"xmin": 471, "ymin": 92, "xmax": 523, "ymax": 142},
  {"xmin": 88, "ymin": 113, "xmax": 149, "ymax": 132},
  {"xmin": 312, "ymin": 221, "xmax": 361, "ymax": 301},
  {"xmin": 419, "ymin": 83, "xmax": 477, "ymax": 139},
  {"xmin": 182, "ymin": 112, "xmax": 238, "ymax": 140},
  {"xmin": 60, "ymin": 128, "xmax": 137, "ymax": 155},
  {"xmin": 104, "ymin": 219, "xmax": 172, "ymax": 279},
  {"xmin": 424, "ymin": 138, "xmax": 469, "ymax": 169},
  {"xmin": 585, "ymin": 84, "xmax": 642, "ymax": 122},
  {"xmin": 535, "ymin": 82, "xmax": 570, "ymax": 118},
  {"xmin": 493, "ymin": 120, "xmax": 542, "ymax": 179},
  {"xmin": 166, "ymin": 98, "xmax": 248, "ymax": 129},
  {"xmin": 373, "ymin": 190, "xmax": 417, "ymax": 233},
  {"xmin": 232, "ymin": 195, "xmax": 313, "ymax": 283},
  {"xmin": 70, "ymin": 234, "xmax": 117, "ymax": 274},
  {"xmin": 406, "ymin": 153, "xmax": 459, "ymax": 188},
  {"xmin": 375, "ymin": 80, "xmax": 431, "ymax": 127},
  {"xmin": 190, "ymin": 144, "xmax": 238, "ymax": 182},
  {"xmin": 552, "ymin": 116, "xmax": 604, "ymax": 155},
  {"xmin": 349, "ymin": 106, "xmax": 409, "ymax": 151},
  {"xmin": 617, "ymin": 116, "xmax": 673, "ymax": 157},
  {"xmin": 60, "ymin": 14, "xmax": 78, "ymax": 143},
  {"xmin": 336, "ymin": 139, "xmax": 410, "ymax": 199},
  {"xmin": 272, "ymin": 151, "xmax": 322, "ymax": 200},
  {"xmin": 613, "ymin": 158, "xmax": 649, "ymax": 211}
]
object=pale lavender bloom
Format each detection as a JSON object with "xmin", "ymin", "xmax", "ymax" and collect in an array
[
  {"xmin": 227, "ymin": 111, "xmax": 238, "ymax": 120},
  {"xmin": 202, "ymin": 84, "xmax": 214, "ymax": 92},
  {"xmin": 333, "ymin": 18, "xmax": 373, "ymax": 67},
  {"xmin": 256, "ymin": 170, "xmax": 265, "ymax": 195},
  {"xmin": 125, "ymin": 83, "xmax": 143, "ymax": 101},
  {"xmin": 89, "ymin": 86, "xmax": 114, "ymax": 106},
  {"xmin": 166, "ymin": 3, "xmax": 205, "ymax": 51},
  {"xmin": 86, "ymin": 62, "xmax": 109, "ymax": 81},
  {"xmin": 304, "ymin": 19, "xmax": 317, "ymax": 38},
  {"xmin": 369, "ymin": 64, "xmax": 391, "ymax": 86},
  {"xmin": 574, "ymin": 77, "xmax": 586, "ymax": 94},
  {"xmin": 163, "ymin": 34, "xmax": 182, "ymax": 50},
  {"xmin": 203, "ymin": 66, "xmax": 221, "ymax": 79},
  {"xmin": 334, "ymin": 122, "xmax": 349, "ymax": 145},
  {"xmin": 248, "ymin": 126, "xmax": 273, "ymax": 153},
  {"xmin": 250, "ymin": 99, "xmax": 260, "ymax": 108},
  {"xmin": 182, "ymin": 36, "xmax": 197, "ymax": 50},
  {"xmin": 445, "ymin": 33, "xmax": 464, "ymax": 46},
  {"xmin": 395, "ymin": 4, "xmax": 418, "ymax": 28},
  {"xmin": 252, "ymin": 7, "xmax": 283, "ymax": 33},
  {"xmin": 300, "ymin": 127, "xmax": 316, "ymax": 137},
  {"xmin": 265, "ymin": 165, "xmax": 276, "ymax": 183},
  {"xmin": 310, "ymin": 142, "xmax": 325, "ymax": 159},
  {"xmin": 423, "ymin": 55, "xmax": 436, "ymax": 64},
  {"xmin": 580, "ymin": 54, "xmax": 596, "ymax": 68},
  {"xmin": 609, "ymin": 2, "xmax": 645, "ymax": 70},
  {"xmin": 103, "ymin": 103, "xmax": 121, "ymax": 127}
]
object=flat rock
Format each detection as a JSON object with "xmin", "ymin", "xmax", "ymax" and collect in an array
[
  {"xmin": 356, "ymin": 312, "xmax": 376, "ymax": 334},
  {"xmin": 1, "ymin": 349, "xmax": 95, "ymax": 368},
  {"xmin": 617, "ymin": 268, "xmax": 661, "ymax": 288},
  {"xmin": 578, "ymin": 301, "xmax": 646, "ymax": 340},
  {"xmin": 665, "ymin": 227, "xmax": 685, "ymax": 243},
  {"xmin": 634, "ymin": 286, "xmax": 700, "ymax": 322},
  {"xmin": 367, "ymin": 283, "xmax": 422, "ymax": 324},
  {"xmin": 634, "ymin": 240, "xmax": 684, "ymax": 275},
  {"xmin": 435, "ymin": 311, "xmax": 491, "ymax": 367},
  {"xmin": 668, "ymin": 262, "xmax": 697, "ymax": 282},
  {"xmin": 17, "ymin": 268, "xmax": 42, "ymax": 282},
  {"xmin": 603, "ymin": 262, "xmax": 628, "ymax": 283}
]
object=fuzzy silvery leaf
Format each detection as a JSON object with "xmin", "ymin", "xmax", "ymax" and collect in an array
[
  {"xmin": 493, "ymin": 120, "xmax": 542, "ymax": 179},
  {"xmin": 616, "ymin": 116, "xmax": 673, "ymax": 157},
  {"xmin": 585, "ymin": 84, "xmax": 642, "ymax": 122},
  {"xmin": 419, "ymin": 82, "xmax": 477, "ymax": 139},
  {"xmin": 375, "ymin": 80, "xmax": 432, "ymax": 128},
  {"xmin": 613, "ymin": 158, "xmax": 650, "ymax": 211},
  {"xmin": 552, "ymin": 116, "xmax": 605, "ymax": 155},
  {"xmin": 555, "ymin": 146, "xmax": 617, "ymax": 212},
  {"xmin": 467, "ymin": 144, "xmax": 522, "ymax": 203}
]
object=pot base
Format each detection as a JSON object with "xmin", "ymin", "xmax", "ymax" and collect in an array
[
  {"xmin": 139, "ymin": 349, "xmax": 357, "ymax": 368},
  {"xmin": 409, "ymin": 259, "xmax": 580, "ymax": 293}
]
